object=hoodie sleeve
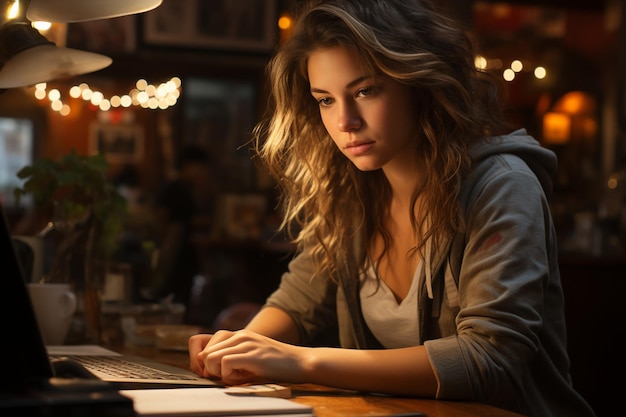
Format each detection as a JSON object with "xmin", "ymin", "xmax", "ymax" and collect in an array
[
  {"xmin": 264, "ymin": 247, "xmax": 339, "ymax": 344},
  {"xmin": 425, "ymin": 149, "xmax": 561, "ymax": 405}
]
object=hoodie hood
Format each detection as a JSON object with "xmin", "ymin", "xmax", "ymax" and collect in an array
[{"xmin": 469, "ymin": 129, "xmax": 558, "ymax": 197}]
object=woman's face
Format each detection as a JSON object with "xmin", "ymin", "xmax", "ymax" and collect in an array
[{"xmin": 308, "ymin": 46, "xmax": 419, "ymax": 172}]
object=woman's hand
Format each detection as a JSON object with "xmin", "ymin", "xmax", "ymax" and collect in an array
[
  {"xmin": 189, "ymin": 329, "xmax": 307, "ymax": 386},
  {"xmin": 188, "ymin": 333, "xmax": 213, "ymax": 376}
]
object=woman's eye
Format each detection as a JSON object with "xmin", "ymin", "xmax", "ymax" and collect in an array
[
  {"xmin": 357, "ymin": 86, "xmax": 376, "ymax": 97},
  {"xmin": 317, "ymin": 97, "xmax": 333, "ymax": 106}
]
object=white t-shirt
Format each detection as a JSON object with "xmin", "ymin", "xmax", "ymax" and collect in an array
[{"xmin": 359, "ymin": 262, "xmax": 421, "ymax": 348}]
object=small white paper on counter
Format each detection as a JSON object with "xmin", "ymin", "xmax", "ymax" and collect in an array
[
  {"xmin": 225, "ymin": 383, "xmax": 292, "ymax": 398},
  {"xmin": 119, "ymin": 387, "xmax": 313, "ymax": 416}
]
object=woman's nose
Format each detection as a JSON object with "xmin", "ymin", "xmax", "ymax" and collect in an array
[{"xmin": 337, "ymin": 103, "xmax": 362, "ymax": 132}]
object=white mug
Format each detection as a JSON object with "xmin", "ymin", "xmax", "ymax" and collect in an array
[{"xmin": 27, "ymin": 283, "xmax": 77, "ymax": 345}]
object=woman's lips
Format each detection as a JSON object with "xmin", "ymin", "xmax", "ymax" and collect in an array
[{"xmin": 345, "ymin": 141, "xmax": 374, "ymax": 156}]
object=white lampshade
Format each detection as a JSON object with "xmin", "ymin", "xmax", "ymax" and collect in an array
[
  {"xmin": 0, "ymin": 23, "xmax": 111, "ymax": 89},
  {"xmin": 0, "ymin": 43, "xmax": 111, "ymax": 88},
  {"xmin": 27, "ymin": 0, "xmax": 163, "ymax": 22}
]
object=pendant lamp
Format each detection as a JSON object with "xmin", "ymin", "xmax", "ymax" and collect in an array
[
  {"xmin": 0, "ymin": 0, "xmax": 163, "ymax": 89},
  {"xmin": 0, "ymin": 22, "xmax": 111, "ymax": 89},
  {"xmin": 26, "ymin": 0, "xmax": 163, "ymax": 22}
]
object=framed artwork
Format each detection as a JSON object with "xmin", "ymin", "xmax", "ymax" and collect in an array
[
  {"xmin": 217, "ymin": 193, "xmax": 267, "ymax": 240},
  {"xmin": 89, "ymin": 123, "xmax": 144, "ymax": 163},
  {"xmin": 142, "ymin": 0, "xmax": 278, "ymax": 52},
  {"xmin": 66, "ymin": 16, "xmax": 137, "ymax": 53}
]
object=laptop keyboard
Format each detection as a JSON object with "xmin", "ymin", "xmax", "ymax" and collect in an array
[{"xmin": 53, "ymin": 355, "xmax": 199, "ymax": 380}]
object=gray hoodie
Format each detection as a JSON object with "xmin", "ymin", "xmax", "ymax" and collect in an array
[{"xmin": 265, "ymin": 129, "xmax": 596, "ymax": 417}]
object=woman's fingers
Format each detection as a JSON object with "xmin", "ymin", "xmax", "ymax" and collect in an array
[
  {"xmin": 189, "ymin": 330, "xmax": 239, "ymax": 375},
  {"xmin": 202, "ymin": 338, "xmax": 253, "ymax": 379},
  {"xmin": 200, "ymin": 330, "xmax": 270, "ymax": 381},
  {"xmin": 198, "ymin": 330, "xmax": 303, "ymax": 385},
  {"xmin": 188, "ymin": 333, "xmax": 212, "ymax": 375}
]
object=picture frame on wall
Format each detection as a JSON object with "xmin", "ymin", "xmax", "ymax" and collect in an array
[
  {"xmin": 217, "ymin": 193, "xmax": 267, "ymax": 240},
  {"xmin": 89, "ymin": 123, "xmax": 144, "ymax": 163},
  {"xmin": 66, "ymin": 16, "xmax": 137, "ymax": 53},
  {"xmin": 142, "ymin": 0, "xmax": 278, "ymax": 52}
]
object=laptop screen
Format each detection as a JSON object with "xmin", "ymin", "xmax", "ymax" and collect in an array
[{"xmin": 0, "ymin": 202, "xmax": 53, "ymax": 390}]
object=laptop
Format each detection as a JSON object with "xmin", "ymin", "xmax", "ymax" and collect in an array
[
  {"xmin": 1, "ymin": 202, "xmax": 314, "ymax": 416},
  {"xmin": 0, "ymin": 201, "xmax": 221, "ymax": 391}
]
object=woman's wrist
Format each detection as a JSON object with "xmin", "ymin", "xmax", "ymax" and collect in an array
[{"xmin": 295, "ymin": 345, "xmax": 325, "ymax": 384}]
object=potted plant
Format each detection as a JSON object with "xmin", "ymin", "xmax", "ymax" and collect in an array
[{"xmin": 14, "ymin": 150, "xmax": 127, "ymax": 342}]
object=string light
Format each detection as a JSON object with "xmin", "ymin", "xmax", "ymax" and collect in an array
[
  {"xmin": 534, "ymin": 66, "xmax": 547, "ymax": 80},
  {"xmin": 33, "ymin": 77, "xmax": 182, "ymax": 116},
  {"xmin": 510, "ymin": 60, "xmax": 523, "ymax": 72},
  {"xmin": 475, "ymin": 54, "xmax": 549, "ymax": 83},
  {"xmin": 502, "ymin": 59, "xmax": 547, "ymax": 82}
]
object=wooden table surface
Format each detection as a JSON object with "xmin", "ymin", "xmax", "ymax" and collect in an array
[
  {"xmin": 287, "ymin": 383, "xmax": 525, "ymax": 417},
  {"xmin": 114, "ymin": 343, "xmax": 525, "ymax": 417}
]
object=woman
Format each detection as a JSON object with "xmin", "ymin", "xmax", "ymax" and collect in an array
[{"xmin": 189, "ymin": 1, "xmax": 596, "ymax": 416}]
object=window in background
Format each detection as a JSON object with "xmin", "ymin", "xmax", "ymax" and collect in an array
[{"xmin": 0, "ymin": 117, "xmax": 34, "ymax": 208}]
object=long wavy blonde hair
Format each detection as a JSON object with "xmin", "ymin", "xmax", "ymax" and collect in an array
[{"xmin": 253, "ymin": 0, "xmax": 509, "ymax": 281}]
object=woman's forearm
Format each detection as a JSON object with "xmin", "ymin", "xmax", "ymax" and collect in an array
[
  {"xmin": 238, "ymin": 306, "xmax": 438, "ymax": 397},
  {"xmin": 301, "ymin": 344, "xmax": 438, "ymax": 397}
]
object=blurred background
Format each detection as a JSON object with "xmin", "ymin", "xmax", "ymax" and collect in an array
[{"xmin": 0, "ymin": 1, "xmax": 623, "ymax": 416}]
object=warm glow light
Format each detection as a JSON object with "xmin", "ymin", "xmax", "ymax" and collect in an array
[
  {"xmin": 50, "ymin": 100, "xmax": 63, "ymax": 111},
  {"xmin": 99, "ymin": 99, "xmax": 111, "ymax": 111},
  {"xmin": 534, "ymin": 66, "xmax": 547, "ymax": 79},
  {"xmin": 69, "ymin": 85, "xmax": 81, "ymax": 98},
  {"xmin": 511, "ymin": 60, "xmax": 523, "ymax": 72},
  {"xmin": 32, "ymin": 21, "xmax": 51, "ymax": 31},
  {"xmin": 120, "ymin": 95, "xmax": 132, "ymax": 107},
  {"xmin": 137, "ymin": 91, "xmax": 149, "ymax": 103},
  {"xmin": 145, "ymin": 85, "xmax": 156, "ymax": 97},
  {"xmin": 7, "ymin": 0, "xmax": 19, "ymax": 19},
  {"xmin": 32, "ymin": 77, "xmax": 183, "ymax": 115},
  {"xmin": 278, "ymin": 16, "xmax": 292, "ymax": 30},
  {"xmin": 165, "ymin": 81, "xmax": 177, "ymax": 93},
  {"xmin": 90, "ymin": 91, "xmax": 104, "ymax": 105},
  {"xmin": 503, "ymin": 68, "xmax": 515, "ymax": 81},
  {"xmin": 48, "ymin": 89, "xmax": 60, "ymax": 101},
  {"xmin": 554, "ymin": 91, "xmax": 595, "ymax": 115},
  {"xmin": 474, "ymin": 55, "xmax": 487, "ymax": 70},
  {"xmin": 110, "ymin": 95, "xmax": 121, "ymax": 107},
  {"xmin": 59, "ymin": 104, "xmax": 71, "ymax": 116},
  {"xmin": 543, "ymin": 112, "xmax": 571, "ymax": 144}
]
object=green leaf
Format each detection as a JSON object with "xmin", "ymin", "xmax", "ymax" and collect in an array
[{"xmin": 13, "ymin": 151, "xmax": 128, "ymax": 258}]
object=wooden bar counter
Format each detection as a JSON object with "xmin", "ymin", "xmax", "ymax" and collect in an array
[
  {"xmin": 115, "ymin": 343, "xmax": 525, "ymax": 417},
  {"xmin": 286, "ymin": 384, "xmax": 525, "ymax": 417}
]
